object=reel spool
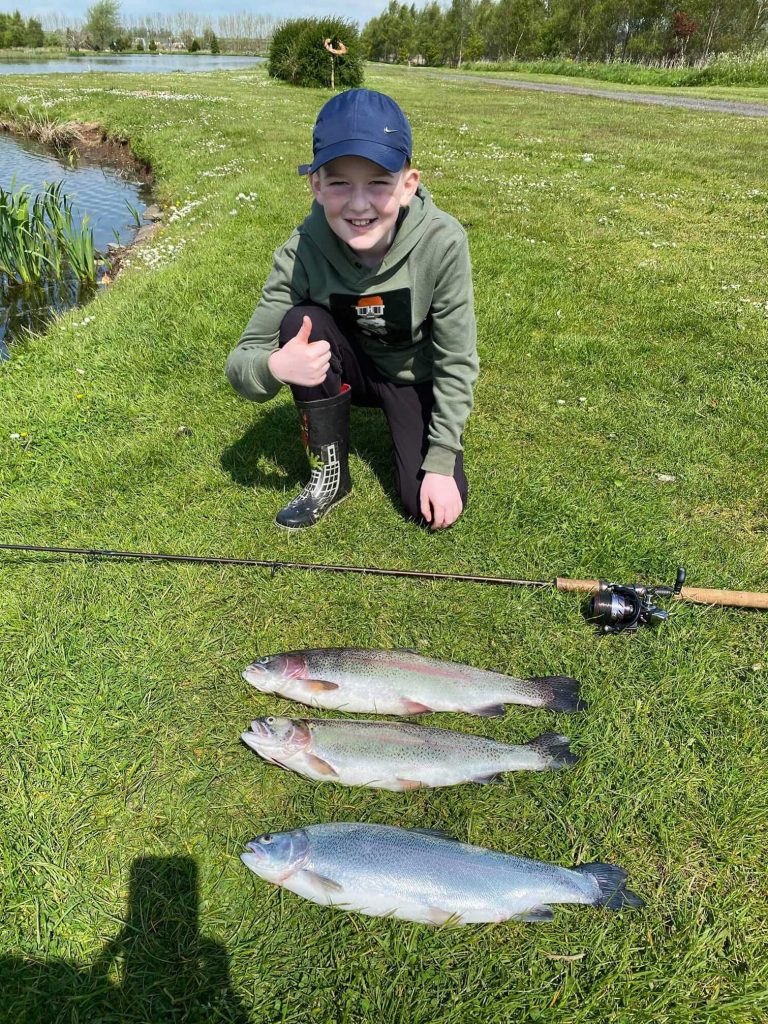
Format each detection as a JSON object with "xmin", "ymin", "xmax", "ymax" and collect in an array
[{"xmin": 588, "ymin": 567, "xmax": 686, "ymax": 635}]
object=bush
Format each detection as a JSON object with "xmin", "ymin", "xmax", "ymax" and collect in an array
[{"xmin": 268, "ymin": 17, "xmax": 364, "ymax": 89}]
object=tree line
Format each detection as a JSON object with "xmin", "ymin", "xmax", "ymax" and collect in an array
[
  {"xmin": 8, "ymin": 3, "xmax": 275, "ymax": 54},
  {"xmin": 361, "ymin": 0, "xmax": 768, "ymax": 65},
  {"xmin": 0, "ymin": 11, "xmax": 45, "ymax": 48}
]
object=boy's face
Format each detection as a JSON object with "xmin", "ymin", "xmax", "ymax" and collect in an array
[{"xmin": 310, "ymin": 156, "xmax": 420, "ymax": 264}]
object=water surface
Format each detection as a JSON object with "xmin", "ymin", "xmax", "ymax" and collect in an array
[
  {"xmin": 0, "ymin": 54, "xmax": 264, "ymax": 75},
  {"xmin": 1, "ymin": 131, "xmax": 152, "ymax": 355}
]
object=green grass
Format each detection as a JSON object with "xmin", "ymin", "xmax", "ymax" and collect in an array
[
  {"xmin": 460, "ymin": 49, "xmax": 768, "ymax": 88},
  {"xmin": 1, "ymin": 65, "xmax": 767, "ymax": 1023}
]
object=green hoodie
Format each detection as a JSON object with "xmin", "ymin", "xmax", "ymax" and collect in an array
[{"xmin": 225, "ymin": 185, "xmax": 478, "ymax": 476}]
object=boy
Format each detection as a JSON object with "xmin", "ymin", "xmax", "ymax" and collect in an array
[{"xmin": 225, "ymin": 88, "xmax": 478, "ymax": 530}]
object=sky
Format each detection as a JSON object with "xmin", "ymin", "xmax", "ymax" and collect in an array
[{"xmin": 21, "ymin": 1, "xmax": 384, "ymax": 27}]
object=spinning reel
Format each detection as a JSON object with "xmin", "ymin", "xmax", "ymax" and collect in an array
[{"xmin": 587, "ymin": 566, "xmax": 687, "ymax": 635}]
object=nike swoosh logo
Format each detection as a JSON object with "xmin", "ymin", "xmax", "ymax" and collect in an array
[{"xmin": 383, "ymin": 127, "xmax": 399, "ymax": 133}]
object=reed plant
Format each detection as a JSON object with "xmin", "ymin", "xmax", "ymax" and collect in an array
[
  {"xmin": 0, "ymin": 181, "xmax": 96, "ymax": 286},
  {"xmin": 462, "ymin": 47, "xmax": 768, "ymax": 87}
]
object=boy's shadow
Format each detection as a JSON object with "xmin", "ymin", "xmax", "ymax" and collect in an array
[
  {"xmin": 222, "ymin": 401, "xmax": 395, "ymax": 497},
  {"xmin": 0, "ymin": 856, "xmax": 249, "ymax": 1023}
]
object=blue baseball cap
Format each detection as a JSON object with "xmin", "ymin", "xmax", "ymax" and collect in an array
[{"xmin": 298, "ymin": 88, "xmax": 412, "ymax": 176}]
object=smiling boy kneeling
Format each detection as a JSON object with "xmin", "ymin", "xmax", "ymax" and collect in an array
[{"xmin": 225, "ymin": 88, "xmax": 479, "ymax": 530}]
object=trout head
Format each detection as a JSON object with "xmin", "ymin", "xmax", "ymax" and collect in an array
[
  {"xmin": 242, "ymin": 653, "xmax": 308, "ymax": 692},
  {"xmin": 244, "ymin": 717, "xmax": 312, "ymax": 757},
  {"xmin": 241, "ymin": 829, "xmax": 310, "ymax": 883}
]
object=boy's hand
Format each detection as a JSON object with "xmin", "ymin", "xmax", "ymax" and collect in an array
[
  {"xmin": 268, "ymin": 316, "xmax": 331, "ymax": 387},
  {"xmin": 420, "ymin": 473, "xmax": 463, "ymax": 530}
]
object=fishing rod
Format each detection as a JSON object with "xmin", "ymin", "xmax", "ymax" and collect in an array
[{"xmin": 1, "ymin": 542, "xmax": 767, "ymax": 634}]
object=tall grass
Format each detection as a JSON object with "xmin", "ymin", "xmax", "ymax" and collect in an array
[
  {"xmin": 0, "ymin": 181, "xmax": 96, "ymax": 285},
  {"xmin": 462, "ymin": 47, "xmax": 768, "ymax": 88}
]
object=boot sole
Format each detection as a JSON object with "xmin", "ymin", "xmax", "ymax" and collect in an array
[{"xmin": 274, "ymin": 489, "xmax": 353, "ymax": 532}]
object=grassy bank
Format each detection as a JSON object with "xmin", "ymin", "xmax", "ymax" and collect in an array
[
  {"xmin": 1, "ymin": 65, "xmax": 767, "ymax": 1023},
  {"xmin": 462, "ymin": 48, "xmax": 768, "ymax": 88}
]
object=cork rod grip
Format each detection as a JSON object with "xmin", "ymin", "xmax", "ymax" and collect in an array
[
  {"xmin": 555, "ymin": 577, "xmax": 600, "ymax": 594},
  {"xmin": 677, "ymin": 587, "xmax": 768, "ymax": 610}
]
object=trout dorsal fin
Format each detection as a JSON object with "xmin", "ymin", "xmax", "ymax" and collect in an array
[{"xmin": 410, "ymin": 828, "xmax": 460, "ymax": 842}]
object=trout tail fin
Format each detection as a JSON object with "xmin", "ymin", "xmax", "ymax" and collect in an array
[
  {"xmin": 573, "ymin": 863, "xmax": 645, "ymax": 910},
  {"xmin": 525, "ymin": 732, "xmax": 578, "ymax": 770},
  {"xmin": 527, "ymin": 675, "xmax": 587, "ymax": 713}
]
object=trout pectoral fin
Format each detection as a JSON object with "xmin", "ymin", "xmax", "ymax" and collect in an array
[
  {"xmin": 304, "ymin": 679, "xmax": 340, "ymax": 692},
  {"xmin": 401, "ymin": 699, "xmax": 433, "ymax": 714},
  {"xmin": 396, "ymin": 777, "xmax": 426, "ymax": 790},
  {"xmin": 306, "ymin": 753, "xmax": 339, "ymax": 777},
  {"xmin": 411, "ymin": 829, "xmax": 459, "ymax": 842},
  {"xmin": 516, "ymin": 905, "xmax": 554, "ymax": 923},
  {"xmin": 473, "ymin": 703, "xmax": 507, "ymax": 718},
  {"xmin": 471, "ymin": 772, "xmax": 506, "ymax": 785},
  {"xmin": 299, "ymin": 869, "xmax": 344, "ymax": 893},
  {"xmin": 428, "ymin": 906, "xmax": 457, "ymax": 926}
]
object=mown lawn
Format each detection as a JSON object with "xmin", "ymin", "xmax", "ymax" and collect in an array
[{"xmin": 0, "ymin": 63, "xmax": 766, "ymax": 1023}]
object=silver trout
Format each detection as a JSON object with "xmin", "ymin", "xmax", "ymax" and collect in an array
[
  {"xmin": 242, "ymin": 648, "xmax": 585, "ymax": 716},
  {"xmin": 240, "ymin": 823, "xmax": 644, "ymax": 926},
  {"xmin": 241, "ymin": 717, "xmax": 577, "ymax": 790}
]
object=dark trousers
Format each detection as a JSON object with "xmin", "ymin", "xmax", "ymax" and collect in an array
[{"xmin": 279, "ymin": 304, "xmax": 468, "ymax": 522}]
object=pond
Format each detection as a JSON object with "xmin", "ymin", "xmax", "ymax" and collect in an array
[
  {"xmin": 0, "ymin": 131, "xmax": 153, "ymax": 357},
  {"xmin": 0, "ymin": 54, "xmax": 264, "ymax": 75}
]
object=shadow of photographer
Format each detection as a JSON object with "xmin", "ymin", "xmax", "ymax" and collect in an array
[{"xmin": 0, "ymin": 856, "xmax": 249, "ymax": 1024}]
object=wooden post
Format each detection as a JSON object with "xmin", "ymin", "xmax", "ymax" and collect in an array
[{"xmin": 323, "ymin": 37, "xmax": 347, "ymax": 90}]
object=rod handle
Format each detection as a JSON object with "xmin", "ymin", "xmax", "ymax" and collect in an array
[
  {"xmin": 677, "ymin": 586, "xmax": 768, "ymax": 610},
  {"xmin": 555, "ymin": 577, "xmax": 600, "ymax": 594}
]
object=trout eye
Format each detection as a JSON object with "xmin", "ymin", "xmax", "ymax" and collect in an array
[
  {"xmin": 261, "ymin": 834, "xmax": 272, "ymax": 844},
  {"xmin": 266, "ymin": 717, "xmax": 276, "ymax": 725}
]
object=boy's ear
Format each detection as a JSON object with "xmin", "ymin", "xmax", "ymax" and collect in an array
[
  {"xmin": 401, "ymin": 167, "xmax": 421, "ymax": 205},
  {"xmin": 309, "ymin": 170, "xmax": 323, "ymax": 202}
]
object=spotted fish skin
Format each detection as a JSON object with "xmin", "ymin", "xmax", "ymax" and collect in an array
[
  {"xmin": 240, "ymin": 823, "xmax": 644, "ymax": 926},
  {"xmin": 241, "ymin": 717, "xmax": 577, "ymax": 790},
  {"xmin": 242, "ymin": 648, "xmax": 585, "ymax": 716}
]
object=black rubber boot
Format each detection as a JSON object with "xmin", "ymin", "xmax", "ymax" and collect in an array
[{"xmin": 275, "ymin": 386, "xmax": 352, "ymax": 530}]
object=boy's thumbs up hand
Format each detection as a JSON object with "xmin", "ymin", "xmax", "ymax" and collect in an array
[{"xmin": 268, "ymin": 316, "xmax": 331, "ymax": 387}]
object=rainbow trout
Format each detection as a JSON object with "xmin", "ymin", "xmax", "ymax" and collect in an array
[
  {"xmin": 241, "ymin": 717, "xmax": 577, "ymax": 790},
  {"xmin": 240, "ymin": 823, "xmax": 644, "ymax": 926},
  {"xmin": 242, "ymin": 648, "xmax": 585, "ymax": 716}
]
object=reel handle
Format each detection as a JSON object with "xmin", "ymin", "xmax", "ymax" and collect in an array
[
  {"xmin": 677, "ymin": 586, "xmax": 768, "ymax": 610},
  {"xmin": 555, "ymin": 577, "xmax": 768, "ymax": 610}
]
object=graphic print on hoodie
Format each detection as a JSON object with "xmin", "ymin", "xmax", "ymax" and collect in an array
[{"xmin": 329, "ymin": 289, "xmax": 412, "ymax": 348}]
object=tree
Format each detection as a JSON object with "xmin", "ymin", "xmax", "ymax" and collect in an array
[
  {"xmin": 148, "ymin": 37, "xmax": 157, "ymax": 52},
  {"xmin": 269, "ymin": 17, "xmax": 363, "ymax": 88},
  {"xmin": 85, "ymin": 0, "xmax": 121, "ymax": 50},
  {"xmin": 5, "ymin": 10, "xmax": 26, "ymax": 47},
  {"xmin": 210, "ymin": 32, "xmax": 220, "ymax": 53},
  {"xmin": 415, "ymin": 3, "xmax": 447, "ymax": 64},
  {"xmin": 445, "ymin": 0, "xmax": 476, "ymax": 65},
  {"xmin": 25, "ymin": 17, "xmax": 45, "ymax": 47}
]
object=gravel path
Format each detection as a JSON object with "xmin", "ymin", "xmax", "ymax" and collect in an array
[{"xmin": 427, "ymin": 71, "xmax": 768, "ymax": 118}]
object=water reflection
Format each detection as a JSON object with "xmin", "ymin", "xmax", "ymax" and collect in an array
[
  {"xmin": 0, "ymin": 54, "xmax": 264, "ymax": 75},
  {"xmin": 1, "ymin": 131, "xmax": 152, "ymax": 353}
]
